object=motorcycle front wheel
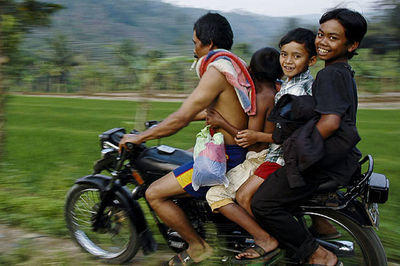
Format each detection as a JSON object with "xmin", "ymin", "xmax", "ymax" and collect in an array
[{"xmin": 65, "ymin": 183, "xmax": 140, "ymax": 264}]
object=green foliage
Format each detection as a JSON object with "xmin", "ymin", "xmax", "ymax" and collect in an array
[
  {"xmin": 307, "ymin": 49, "xmax": 400, "ymax": 93},
  {"xmin": 19, "ymin": 0, "xmax": 308, "ymax": 60},
  {"xmin": 363, "ymin": 0, "xmax": 400, "ymax": 55},
  {"xmin": 0, "ymin": 14, "xmax": 23, "ymax": 58},
  {"xmin": 351, "ymin": 49, "xmax": 400, "ymax": 93},
  {"xmin": 115, "ymin": 39, "xmax": 138, "ymax": 67},
  {"xmin": 48, "ymin": 34, "xmax": 75, "ymax": 69},
  {"xmin": 0, "ymin": 0, "xmax": 62, "ymax": 59},
  {"xmin": 0, "ymin": 0, "xmax": 62, "ymax": 97},
  {"xmin": 4, "ymin": 34, "xmax": 199, "ymax": 93},
  {"xmin": 1, "ymin": 1, "xmax": 399, "ymax": 94},
  {"xmin": 232, "ymin": 43, "xmax": 252, "ymax": 62}
]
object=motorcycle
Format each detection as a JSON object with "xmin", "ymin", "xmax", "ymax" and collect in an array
[{"xmin": 65, "ymin": 122, "xmax": 389, "ymax": 265}]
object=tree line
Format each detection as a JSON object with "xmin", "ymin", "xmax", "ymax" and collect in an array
[{"xmin": 0, "ymin": 0, "xmax": 399, "ymax": 97}]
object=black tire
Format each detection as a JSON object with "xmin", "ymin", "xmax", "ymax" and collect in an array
[
  {"xmin": 304, "ymin": 209, "xmax": 387, "ymax": 266},
  {"xmin": 65, "ymin": 183, "xmax": 140, "ymax": 264}
]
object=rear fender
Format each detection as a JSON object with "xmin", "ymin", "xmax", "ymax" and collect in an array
[
  {"xmin": 336, "ymin": 200, "xmax": 373, "ymax": 227},
  {"xmin": 303, "ymin": 200, "xmax": 373, "ymax": 227}
]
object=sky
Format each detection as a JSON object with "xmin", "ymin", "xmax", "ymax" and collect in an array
[{"xmin": 161, "ymin": 0, "xmax": 376, "ymax": 17}]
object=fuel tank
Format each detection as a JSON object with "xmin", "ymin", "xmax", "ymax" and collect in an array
[{"xmin": 135, "ymin": 145, "xmax": 193, "ymax": 181}]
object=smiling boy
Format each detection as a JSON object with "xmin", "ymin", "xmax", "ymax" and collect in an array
[
  {"xmin": 235, "ymin": 28, "xmax": 317, "ymax": 220},
  {"xmin": 279, "ymin": 36, "xmax": 315, "ymax": 81},
  {"xmin": 233, "ymin": 28, "xmax": 318, "ymax": 261},
  {"xmin": 251, "ymin": 8, "xmax": 367, "ymax": 266}
]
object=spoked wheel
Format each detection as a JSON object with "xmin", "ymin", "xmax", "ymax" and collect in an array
[
  {"xmin": 65, "ymin": 184, "xmax": 140, "ymax": 264},
  {"xmin": 303, "ymin": 209, "xmax": 387, "ymax": 266}
]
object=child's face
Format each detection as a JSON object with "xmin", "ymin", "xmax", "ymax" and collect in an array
[
  {"xmin": 315, "ymin": 19, "xmax": 357, "ymax": 65},
  {"xmin": 279, "ymin": 41, "xmax": 312, "ymax": 80}
]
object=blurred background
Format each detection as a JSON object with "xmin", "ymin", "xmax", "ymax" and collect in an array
[
  {"xmin": 1, "ymin": 0, "xmax": 399, "ymax": 97},
  {"xmin": 0, "ymin": 0, "xmax": 399, "ymax": 264}
]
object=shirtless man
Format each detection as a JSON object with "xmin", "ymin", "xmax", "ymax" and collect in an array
[{"xmin": 119, "ymin": 13, "xmax": 249, "ymax": 264}]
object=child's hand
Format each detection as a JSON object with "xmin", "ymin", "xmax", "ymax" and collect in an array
[
  {"xmin": 235, "ymin": 129, "xmax": 259, "ymax": 148},
  {"xmin": 206, "ymin": 108, "xmax": 224, "ymax": 128}
]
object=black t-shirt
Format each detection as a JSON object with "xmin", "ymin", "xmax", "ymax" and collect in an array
[
  {"xmin": 312, "ymin": 62, "xmax": 358, "ymax": 124},
  {"xmin": 309, "ymin": 62, "xmax": 362, "ymax": 185}
]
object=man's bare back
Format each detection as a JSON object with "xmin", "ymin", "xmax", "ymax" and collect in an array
[{"xmin": 208, "ymin": 68, "xmax": 248, "ymax": 145}]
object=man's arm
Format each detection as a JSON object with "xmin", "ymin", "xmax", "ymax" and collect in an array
[
  {"xmin": 316, "ymin": 114, "xmax": 341, "ymax": 139},
  {"xmin": 120, "ymin": 67, "xmax": 228, "ymax": 145}
]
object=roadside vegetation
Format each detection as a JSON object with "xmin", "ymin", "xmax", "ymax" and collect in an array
[{"xmin": 1, "ymin": 1, "xmax": 400, "ymax": 96}]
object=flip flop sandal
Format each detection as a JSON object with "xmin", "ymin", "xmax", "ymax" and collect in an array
[
  {"xmin": 309, "ymin": 226, "xmax": 342, "ymax": 240},
  {"xmin": 303, "ymin": 260, "xmax": 343, "ymax": 266},
  {"xmin": 163, "ymin": 250, "xmax": 196, "ymax": 266},
  {"xmin": 232, "ymin": 244, "xmax": 281, "ymax": 264}
]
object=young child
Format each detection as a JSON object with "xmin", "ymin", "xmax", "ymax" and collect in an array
[
  {"xmin": 206, "ymin": 47, "xmax": 283, "ymax": 261},
  {"xmin": 251, "ymin": 8, "xmax": 367, "ymax": 265}
]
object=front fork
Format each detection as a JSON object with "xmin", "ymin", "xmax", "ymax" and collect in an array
[{"xmin": 92, "ymin": 187, "xmax": 115, "ymax": 232}]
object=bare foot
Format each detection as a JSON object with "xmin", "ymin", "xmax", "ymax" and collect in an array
[
  {"xmin": 186, "ymin": 241, "xmax": 213, "ymax": 263},
  {"xmin": 308, "ymin": 245, "xmax": 338, "ymax": 266}
]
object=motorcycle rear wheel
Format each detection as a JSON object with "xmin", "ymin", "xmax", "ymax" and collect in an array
[
  {"xmin": 65, "ymin": 183, "xmax": 140, "ymax": 264},
  {"xmin": 304, "ymin": 209, "xmax": 387, "ymax": 266}
]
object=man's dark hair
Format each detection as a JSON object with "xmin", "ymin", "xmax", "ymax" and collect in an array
[
  {"xmin": 250, "ymin": 47, "xmax": 283, "ymax": 83},
  {"xmin": 279, "ymin": 28, "xmax": 317, "ymax": 58},
  {"xmin": 193, "ymin": 13, "xmax": 233, "ymax": 50},
  {"xmin": 319, "ymin": 8, "xmax": 367, "ymax": 59}
]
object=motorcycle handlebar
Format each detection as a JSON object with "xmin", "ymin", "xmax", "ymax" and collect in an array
[
  {"xmin": 116, "ymin": 142, "xmax": 141, "ymax": 171},
  {"xmin": 115, "ymin": 147, "xmax": 127, "ymax": 171}
]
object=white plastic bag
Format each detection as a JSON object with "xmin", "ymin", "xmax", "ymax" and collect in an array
[{"xmin": 192, "ymin": 126, "xmax": 228, "ymax": 191}]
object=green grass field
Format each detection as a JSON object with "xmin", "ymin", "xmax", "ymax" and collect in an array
[{"xmin": 0, "ymin": 95, "xmax": 399, "ymax": 262}]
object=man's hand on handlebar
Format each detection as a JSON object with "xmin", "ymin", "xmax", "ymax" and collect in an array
[{"xmin": 119, "ymin": 134, "xmax": 141, "ymax": 150}]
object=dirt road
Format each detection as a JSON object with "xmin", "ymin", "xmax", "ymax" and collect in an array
[{"xmin": 0, "ymin": 223, "xmax": 174, "ymax": 265}]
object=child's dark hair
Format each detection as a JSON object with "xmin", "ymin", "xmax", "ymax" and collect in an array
[
  {"xmin": 279, "ymin": 28, "xmax": 317, "ymax": 58},
  {"xmin": 193, "ymin": 13, "xmax": 233, "ymax": 50},
  {"xmin": 249, "ymin": 47, "xmax": 283, "ymax": 83},
  {"xmin": 319, "ymin": 8, "xmax": 367, "ymax": 59}
]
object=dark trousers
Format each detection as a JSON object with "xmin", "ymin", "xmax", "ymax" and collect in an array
[{"xmin": 251, "ymin": 167, "xmax": 319, "ymax": 263}]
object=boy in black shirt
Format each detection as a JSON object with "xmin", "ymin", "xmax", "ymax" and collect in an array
[{"xmin": 251, "ymin": 8, "xmax": 367, "ymax": 265}]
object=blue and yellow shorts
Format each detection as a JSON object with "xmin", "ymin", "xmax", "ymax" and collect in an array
[{"xmin": 173, "ymin": 145, "xmax": 247, "ymax": 198}]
